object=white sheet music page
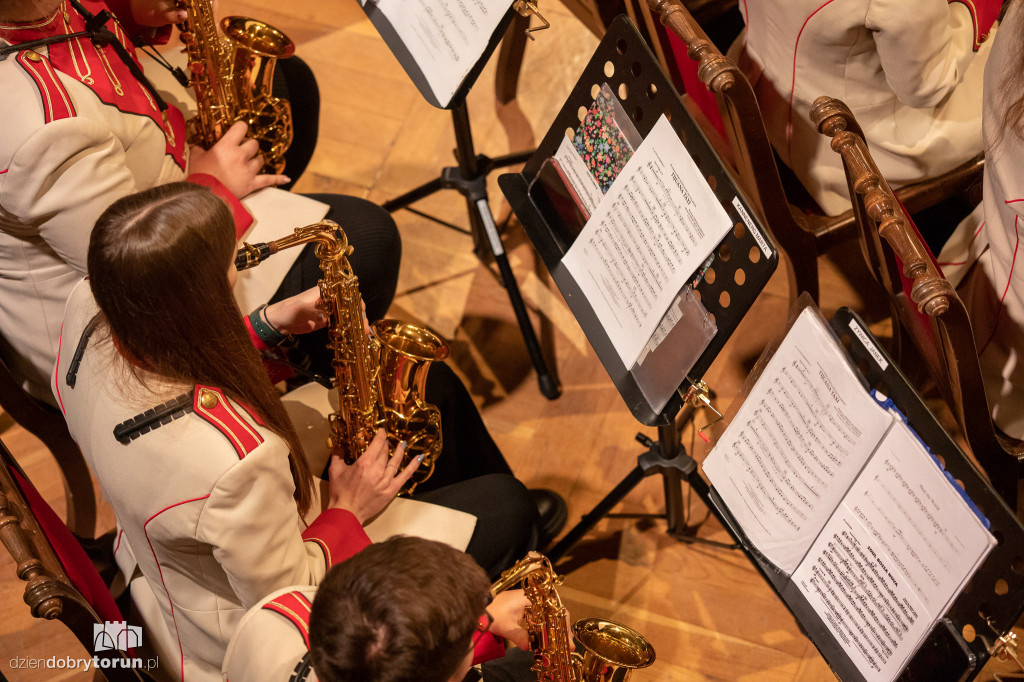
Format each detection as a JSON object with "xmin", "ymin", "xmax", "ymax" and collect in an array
[
  {"xmin": 560, "ymin": 115, "xmax": 732, "ymax": 365},
  {"xmin": 372, "ymin": 0, "xmax": 510, "ymax": 107},
  {"xmin": 703, "ymin": 309, "xmax": 894, "ymax": 573},
  {"xmin": 791, "ymin": 421, "xmax": 994, "ymax": 681}
]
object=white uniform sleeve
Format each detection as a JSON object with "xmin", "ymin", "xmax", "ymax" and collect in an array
[
  {"xmin": 197, "ymin": 442, "xmax": 334, "ymax": 610},
  {"xmin": 0, "ymin": 116, "xmax": 142, "ymax": 273},
  {"xmin": 866, "ymin": 0, "xmax": 979, "ymax": 108}
]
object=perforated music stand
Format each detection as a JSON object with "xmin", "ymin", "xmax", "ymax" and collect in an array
[
  {"xmin": 498, "ymin": 16, "xmax": 779, "ymax": 559},
  {"xmin": 361, "ymin": 3, "xmax": 561, "ymax": 399}
]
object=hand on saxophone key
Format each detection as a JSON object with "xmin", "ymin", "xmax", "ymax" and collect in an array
[
  {"xmin": 326, "ymin": 428, "xmax": 420, "ymax": 524},
  {"xmin": 489, "ymin": 590, "xmax": 531, "ymax": 650},
  {"xmin": 188, "ymin": 121, "xmax": 289, "ymax": 198},
  {"xmin": 263, "ymin": 287, "xmax": 328, "ymax": 336}
]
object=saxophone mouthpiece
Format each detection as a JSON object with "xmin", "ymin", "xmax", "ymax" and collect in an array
[{"xmin": 234, "ymin": 242, "xmax": 272, "ymax": 270}]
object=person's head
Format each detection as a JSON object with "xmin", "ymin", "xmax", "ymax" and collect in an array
[
  {"xmin": 88, "ymin": 183, "xmax": 314, "ymax": 514},
  {"xmin": 995, "ymin": 0, "xmax": 1024, "ymax": 145},
  {"xmin": 309, "ymin": 536, "xmax": 493, "ymax": 682},
  {"xmin": 0, "ymin": 0, "xmax": 61, "ymax": 25}
]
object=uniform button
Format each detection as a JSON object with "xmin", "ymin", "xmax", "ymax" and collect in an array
[
  {"xmin": 200, "ymin": 390, "xmax": 219, "ymax": 409},
  {"xmin": 25, "ymin": 51, "xmax": 42, "ymax": 62}
]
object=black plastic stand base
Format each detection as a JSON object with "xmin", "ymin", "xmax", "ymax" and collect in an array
[
  {"xmin": 546, "ymin": 406, "xmax": 738, "ymax": 562},
  {"xmin": 382, "ymin": 102, "xmax": 561, "ymax": 400}
]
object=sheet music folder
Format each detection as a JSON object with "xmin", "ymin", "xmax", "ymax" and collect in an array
[
  {"xmin": 360, "ymin": 1, "xmax": 517, "ymax": 110},
  {"xmin": 706, "ymin": 306, "xmax": 1024, "ymax": 682},
  {"xmin": 499, "ymin": 16, "xmax": 779, "ymax": 426}
]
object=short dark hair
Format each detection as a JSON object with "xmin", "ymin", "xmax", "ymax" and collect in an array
[{"xmin": 309, "ymin": 536, "xmax": 492, "ymax": 682}]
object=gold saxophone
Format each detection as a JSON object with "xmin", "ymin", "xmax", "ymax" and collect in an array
[
  {"xmin": 235, "ymin": 221, "xmax": 449, "ymax": 493},
  {"xmin": 176, "ymin": 0, "xmax": 294, "ymax": 173},
  {"xmin": 491, "ymin": 552, "xmax": 656, "ymax": 682}
]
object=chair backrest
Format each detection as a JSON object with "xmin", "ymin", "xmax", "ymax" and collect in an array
[
  {"xmin": 0, "ymin": 336, "xmax": 96, "ymax": 537},
  {"xmin": 0, "ymin": 437, "xmax": 144, "ymax": 681},
  {"xmin": 811, "ymin": 95, "xmax": 1024, "ymax": 514},
  {"xmin": 643, "ymin": 0, "xmax": 821, "ymax": 303}
]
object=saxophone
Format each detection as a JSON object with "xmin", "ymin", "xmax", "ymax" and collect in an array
[
  {"xmin": 491, "ymin": 553, "xmax": 656, "ymax": 682},
  {"xmin": 235, "ymin": 221, "xmax": 449, "ymax": 493},
  {"xmin": 177, "ymin": 0, "xmax": 294, "ymax": 173}
]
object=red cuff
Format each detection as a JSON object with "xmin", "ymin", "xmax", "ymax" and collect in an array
[
  {"xmin": 187, "ymin": 173, "xmax": 254, "ymax": 238},
  {"xmin": 949, "ymin": 0, "xmax": 1002, "ymax": 49},
  {"xmin": 472, "ymin": 632, "xmax": 506, "ymax": 666},
  {"xmin": 106, "ymin": 0, "xmax": 173, "ymax": 45},
  {"xmin": 301, "ymin": 508, "xmax": 371, "ymax": 570},
  {"xmin": 242, "ymin": 315, "xmax": 294, "ymax": 385}
]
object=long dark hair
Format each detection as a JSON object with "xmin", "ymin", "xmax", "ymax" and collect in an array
[
  {"xmin": 996, "ymin": 0, "xmax": 1024, "ymax": 145},
  {"xmin": 88, "ymin": 183, "xmax": 314, "ymax": 515}
]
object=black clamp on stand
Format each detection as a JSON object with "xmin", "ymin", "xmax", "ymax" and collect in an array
[
  {"xmin": 361, "ymin": 2, "xmax": 561, "ymax": 400},
  {"xmin": 500, "ymin": 16, "xmax": 780, "ymax": 561}
]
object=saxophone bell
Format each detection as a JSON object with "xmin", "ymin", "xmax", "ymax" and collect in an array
[{"xmin": 573, "ymin": 618, "xmax": 655, "ymax": 681}]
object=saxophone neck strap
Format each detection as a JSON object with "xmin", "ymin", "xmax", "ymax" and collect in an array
[{"xmin": 0, "ymin": 0, "xmax": 169, "ymax": 111}]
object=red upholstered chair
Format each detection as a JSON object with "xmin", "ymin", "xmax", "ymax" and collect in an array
[
  {"xmin": 0, "ymin": 334, "xmax": 97, "ymax": 538},
  {"xmin": 811, "ymin": 96, "xmax": 1024, "ymax": 515},
  {"xmin": 0, "ymin": 437, "xmax": 146, "ymax": 681},
  {"xmin": 642, "ymin": 0, "xmax": 985, "ymax": 306}
]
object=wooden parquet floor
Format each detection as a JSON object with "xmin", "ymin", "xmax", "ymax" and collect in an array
[{"xmin": 1, "ymin": 3, "xmax": 1019, "ymax": 681}]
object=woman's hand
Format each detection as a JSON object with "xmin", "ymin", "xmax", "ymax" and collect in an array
[
  {"xmin": 489, "ymin": 590, "xmax": 531, "ymax": 650},
  {"xmin": 326, "ymin": 429, "xmax": 420, "ymax": 524},
  {"xmin": 264, "ymin": 287, "xmax": 328, "ymax": 336},
  {"xmin": 188, "ymin": 122, "xmax": 288, "ymax": 198},
  {"xmin": 130, "ymin": 0, "xmax": 187, "ymax": 26}
]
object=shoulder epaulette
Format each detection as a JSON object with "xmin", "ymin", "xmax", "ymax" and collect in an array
[
  {"xmin": 65, "ymin": 313, "xmax": 100, "ymax": 388},
  {"xmin": 15, "ymin": 50, "xmax": 76, "ymax": 123},
  {"xmin": 113, "ymin": 390, "xmax": 194, "ymax": 444},
  {"xmin": 262, "ymin": 591, "xmax": 313, "ymax": 650},
  {"xmin": 192, "ymin": 385, "xmax": 264, "ymax": 459}
]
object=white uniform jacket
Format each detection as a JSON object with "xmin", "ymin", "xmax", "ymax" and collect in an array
[
  {"xmin": 0, "ymin": 0, "xmax": 250, "ymax": 403},
  {"xmin": 53, "ymin": 280, "xmax": 371, "ymax": 682},
  {"xmin": 938, "ymin": 0, "xmax": 1024, "ymax": 438},
  {"xmin": 735, "ymin": 0, "xmax": 995, "ymax": 215}
]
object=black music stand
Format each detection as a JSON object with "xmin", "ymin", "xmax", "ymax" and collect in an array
[
  {"xmin": 361, "ymin": 2, "xmax": 561, "ymax": 399},
  {"xmin": 708, "ymin": 306, "xmax": 1024, "ymax": 682},
  {"xmin": 499, "ymin": 16, "xmax": 779, "ymax": 560}
]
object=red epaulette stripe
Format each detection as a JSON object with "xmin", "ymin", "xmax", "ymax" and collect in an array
[
  {"xmin": 16, "ymin": 51, "xmax": 76, "ymax": 123},
  {"xmin": 234, "ymin": 400, "xmax": 266, "ymax": 427},
  {"xmin": 262, "ymin": 592, "xmax": 313, "ymax": 649},
  {"xmin": 193, "ymin": 385, "xmax": 263, "ymax": 459}
]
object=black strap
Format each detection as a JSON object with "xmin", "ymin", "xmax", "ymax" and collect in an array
[
  {"xmin": 65, "ymin": 313, "xmax": 100, "ymax": 389},
  {"xmin": 113, "ymin": 390, "xmax": 195, "ymax": 444},
  {"xmin": 0, "ymin": 0, "xmax": 168, "ymax": 111},
  {"xmin": 288, "ymin": 652, "xmax": 315, "ymax": 682}
]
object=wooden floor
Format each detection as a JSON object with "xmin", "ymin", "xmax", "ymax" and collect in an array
[{"xmin": 1, "ymin": 3, "xmax": 1020, "ymax": 681}]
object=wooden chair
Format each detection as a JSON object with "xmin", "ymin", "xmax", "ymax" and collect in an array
[
  {"xmin": 810, "ymin": 96, "xmax": 1024, "ymax": 515},
  {"xmin": 642, "ymin": 0, "xmax": 985, "ymax": 305},
  {"xmin": 0, "ymin": 336, "xmax": 97, "ymax": 538},
  {"xmin": 0, "ymin": 437, "xmax": 147, "ymax": 681}
]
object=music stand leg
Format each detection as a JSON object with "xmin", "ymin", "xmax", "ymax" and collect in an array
[
  {"xmin": 382, "ymin": 101, "xmax": 561, "ymax": 399},
  {"xmin": 547, "ymin": 412, "xmax": 737, "ymax": 562}
]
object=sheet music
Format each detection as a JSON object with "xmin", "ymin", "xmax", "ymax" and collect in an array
[
  {"xmin": 791, "ymin": 421, "xmax": 995, "ymax": 681},
  {"xmin": 370, "ymin": 0, "xmax": 510, "ymax": 107},
  {"xmin": 561, "ymin": 115, "xmax": 732, "ymax": 365},
  {"xmin": 703, "ymin": 309, "xmax": 893, "ymax": 573}
]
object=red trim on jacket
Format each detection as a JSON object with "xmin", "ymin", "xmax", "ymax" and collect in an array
[
  {"xmin": 187, "ymin": 173, "xmax": 254, "ymax": 237},
  {"xmin": 300, "ymin": 508, "xmax": 371, "ymax": 570},
  {"xmin": 16, "ymin": 51, "xmax": 77, "ymax": 122},
  {"xmin": 786, "ymin": 0, "xmax": 839, "ymax": 158},
  {"xmin": 261, "ymin": 592, "xmax": 314, "ymax": 649},
  {"xmin": 472, "ymin": 632, "xmax": 507, "ymax": 666},
  {"xmin": 192, "ymin": 386, "xmax": 264, "ymax": 460},
  {"xmin": 243, "ymin": 315, "xmax": 294, "ymax": 385},
  {"xmin": 143, "ymin": 494, "xmax": 213, "ymax": 682},
  {"xmin": 949, "ymin": 0, "xmax": 1001, "ymax": 50},
  {"xmin": 105, "ymin": 0, "xmax": 173, "ymax": 46}
]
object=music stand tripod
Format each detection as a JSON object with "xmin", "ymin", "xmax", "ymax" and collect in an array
[
  {"xmin": 382, "ymin": 101, "xmax": 562, "ymax": 400},
  {"xmin": 546, "ymin": 400, "xmax": 738, "ymax": 562}
]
